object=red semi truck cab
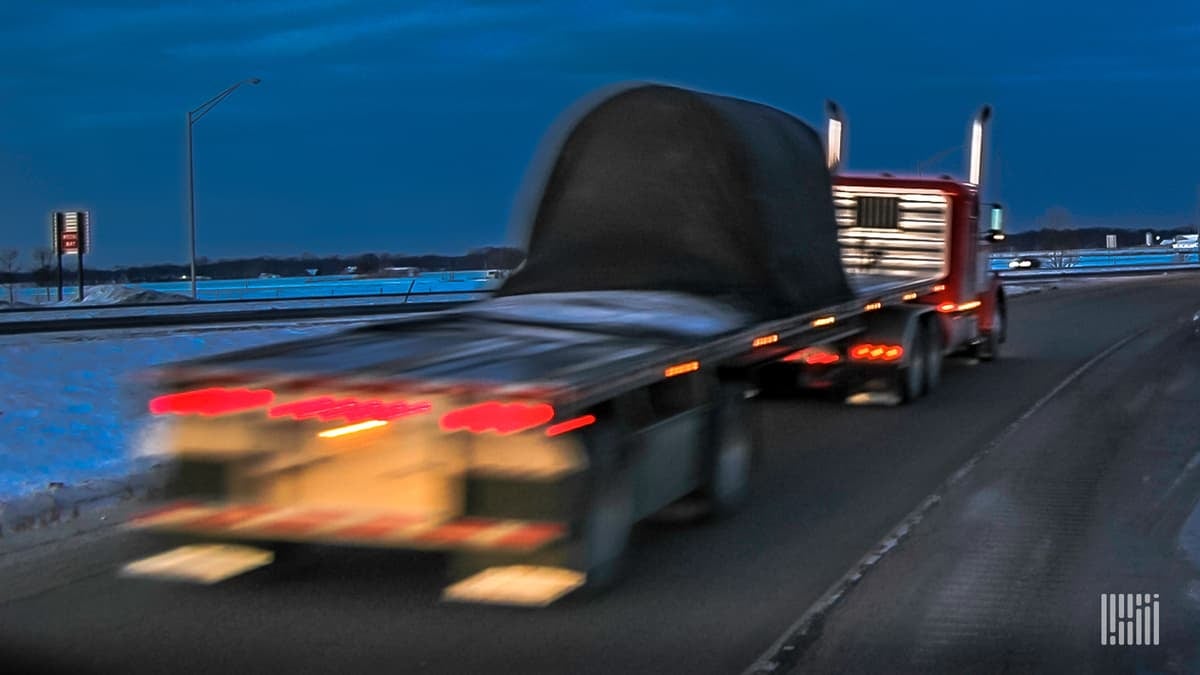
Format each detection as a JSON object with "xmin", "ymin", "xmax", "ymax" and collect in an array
[{"xmin": 826, "ymin": 102, "xmax": 1007, "ymax": 363}]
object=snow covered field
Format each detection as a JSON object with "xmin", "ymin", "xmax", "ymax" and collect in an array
[
  {"xmin": 13, "ymin": 272, "xmax": 502, "ymax": 305},
  {"xmin": 0, "ymin": 320, "xmax": 372, "ymax": 499}
]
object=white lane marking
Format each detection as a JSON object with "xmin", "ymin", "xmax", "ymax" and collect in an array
[{"xmin": 742, "ymin": 325, "xmax": 1151, "ymax": 675}]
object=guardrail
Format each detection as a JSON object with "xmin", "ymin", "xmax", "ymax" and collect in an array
[
  {"xmin": 2, "ymin": 287, "xmax": 493, "ymax": 315},
  {"xmin": 997, "ymin": 261, "xmax": 1200, "ymax": 280},
  {"xmin": 0, "ymin": 290, "xmax": 494, "ymax": 336}
]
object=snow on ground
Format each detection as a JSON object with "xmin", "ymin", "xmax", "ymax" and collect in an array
[
  {"xmin": 50, "ymin": 284, "xmax": 192, "ymax": 306},
  {"xmin": 0, "ymin": 292, "xmax": 486, "ymax": 324},
  {"xmin": 0, "ymin": 321, "xmax": 370, "ymax": 500}
]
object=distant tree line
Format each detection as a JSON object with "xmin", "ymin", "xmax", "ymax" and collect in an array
[
  {"xmin": 997, "ymin": 227, "xmax": 1196, "ymax": 252},
  {"xmin": 0, "ymin": 246, "xmax": 526, "ymax": 286}
]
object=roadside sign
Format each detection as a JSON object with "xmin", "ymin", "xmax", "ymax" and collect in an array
[{"xmin": 51, "ymin": 211, "xmax": 91, "ymax": 256}]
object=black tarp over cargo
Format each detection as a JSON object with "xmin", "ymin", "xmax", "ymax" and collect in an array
[{"xmin": 497, "ymin": 84, "xmax": 854, "ymax": 319}]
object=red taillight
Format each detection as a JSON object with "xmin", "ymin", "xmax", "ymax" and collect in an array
[
  {"xmin": 783, "ymin": 348, "xmax": 841, "ymax": 365},
  {"xmin": 440, "ymin": 402, "xmax": 556, "ymax": 435},
  {"xmin": 545, "ymin": 415, "xmax": 597, "ymax": 437},
  {"xmin": 149, "ymin": 387, "xmax": 275, "ymax": 416},
  {"xmin": 849, "ymin": 344, "xmax": 904, "ymax": 362},
  {"xmin": 269, "ymin": 397, "xmax": 431, "ymax": 423}
]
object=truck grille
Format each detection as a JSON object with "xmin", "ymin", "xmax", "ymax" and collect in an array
[
  {"xmin": 834, "ymin": 188, "xmax": 950, "ymax": 279},
  {"xmin": 855, "ymin": 197, "xmax": 900, "ymax": 228}
]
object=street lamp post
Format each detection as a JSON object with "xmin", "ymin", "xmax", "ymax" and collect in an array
[{"xmin": 187, "ymin": 77, "xmax": 261, "ymax": 299}]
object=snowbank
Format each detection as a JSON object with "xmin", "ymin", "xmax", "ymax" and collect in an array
[{"xmin": 54, "ymin": 284, "xmax": 193, "ymax": 307}]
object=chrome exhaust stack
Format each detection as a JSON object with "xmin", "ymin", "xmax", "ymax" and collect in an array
[
  {"xmin": 825, "ymin": 99, "xmax": 845, "ymax": 174},
  {"xmin": 967, "ymin": 105, "xmax": 992, "ymax": 187}
]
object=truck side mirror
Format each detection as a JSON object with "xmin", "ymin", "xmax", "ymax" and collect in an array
[{"xmin": 984, "ymin": 203, "xmax": 1005, "ymax": 242}]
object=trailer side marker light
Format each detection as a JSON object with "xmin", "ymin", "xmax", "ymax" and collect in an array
[
  {"xmin": 752, "ymin": 334, "xmax": 780, "ymax": 347},
  {"xmin": 545, "ymin": 415, "xmax": 596, "ymax": 437},
  {"xmin": 150, "ymin": 387, "xmax": 275, "ymax": 416},
  {"xmin": 812, "ymin": 316, "xmax": 837, "ymax": 327},
  {"xmin": 903, "ymin": 292, "xmax": 918, "ymax": 301},
  {"xmin": 957, "ymin": 300, "xmax": 982, "ymax": 311},
  {"xmin": 664, "ymin": 361, "xmax": 700, "ymax": 377},
  {"xmin": 440, "ymin": 402, "xmax": 556, "ymax": 435},
  {"xmin": 938, "ymin": 302, "xmax": 958, "ymax": 313},
  {"xmin": 318, "ymin": 419, "xmax": 389, "ymax": 438},
  {"xmin": 850, "ymin": 344, "xmax": 904, "ymax": 361},
  {"xmin": 864, "ymin": 301, "xmax": 882, "ymax": 312},
  {"xmin": 933, "ymin": 284, "xmax": 947, "ymax": 292}
]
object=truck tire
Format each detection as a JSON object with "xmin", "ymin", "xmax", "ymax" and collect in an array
[
  {"xmin": 700, "ymin": 383, "xmax": 754, "ymax": 518},
  {"xmin": 575, "ymin": 466, "xmax": 635, "ymax": 591},
  {"xmin": 896, "ymin": 328, "xmax": 926, "ymax": 403},
  {"xmin": 569, "ymin": 419, "xmax": 636, "ymax": 592},
  {"xmin": 977, "ymin": 305, "xmax": 1003, "ymax": 361},
  {"xmin": 922, "ymin": 319, "xmax": 944, "ymax": 395}
]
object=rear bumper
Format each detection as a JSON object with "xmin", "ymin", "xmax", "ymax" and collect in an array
[{"xmin": 129, "ymin": 500, "xmax": 568, "ymax": 554}]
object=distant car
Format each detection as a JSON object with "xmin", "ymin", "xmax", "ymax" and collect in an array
[{"xmin": 1008, "ymin": 257, "xmax": 1042, "ymax": 269}]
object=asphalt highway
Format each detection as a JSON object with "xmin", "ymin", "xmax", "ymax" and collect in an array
[{"xmin": 2, "ymin": 274, "xmax": 1199, "ymax": 674}]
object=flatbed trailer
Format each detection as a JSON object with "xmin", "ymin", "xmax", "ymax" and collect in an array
[{"xmin": 127, "ymin": 84, "xmax": 1007, "ymax": 605}]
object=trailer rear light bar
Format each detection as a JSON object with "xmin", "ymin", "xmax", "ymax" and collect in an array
[{"xmin": 270, "ymin": 396, "xmax": 432, "ymax": 423}]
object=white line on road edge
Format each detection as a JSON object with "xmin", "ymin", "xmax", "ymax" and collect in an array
[{"xmin": 741, "ymin": 324, "xmax": 1154, "ymax": 675}]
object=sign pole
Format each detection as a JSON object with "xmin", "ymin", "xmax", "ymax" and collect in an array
[
  {"xmin": 56, "ymin": 252, "xmax": 63, "ymax": 301},
  {"xmin": 77, "ymin": 251, "xmax": 85, "ymax": 302}
]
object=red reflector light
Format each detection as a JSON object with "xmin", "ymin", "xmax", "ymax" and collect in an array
[
  {"xmin": 545, "ymin": 415, "xmax": 597, "ymax": 437},
  {"xmin": 937, "ymin": 302, "xmax": 957, "ymax": 313},
  {"xmin": 149, "ymin": 387, "xmax": 275, "ymax": 416},
  {"xmin": 440, "ymin": 401, "xmax": 555, "ymax": 435},
  {"xmin": 849, "ymin": 344, "xmax": 904, "ymax": 362}
]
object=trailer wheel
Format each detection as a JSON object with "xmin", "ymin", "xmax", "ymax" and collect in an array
[
  {"xmin": 922, "ymin": 320, "xmax": 944, "ymax": 395},
  {"xmin": 896, "ymin": 328, "xmax": 926, "ymax": 403},
  {"xmin": 700, "ymin": 383, "xmax": 754, "ymax": 518},
  {"xmin": 570, "ymin": 419, "xmax": 636, "ymax": 591},
  {"xmin": 977, "ymin": 305, "xmax": 1002, "ymax": 361},
  {"xmin": 575, "ymin": 466, "xmax": 635, "ymax": 590}
]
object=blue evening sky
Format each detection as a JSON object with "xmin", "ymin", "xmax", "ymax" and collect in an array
[{"xmin": 1, "ymin": 1, "xmax": 1198, "ymax": 267}]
